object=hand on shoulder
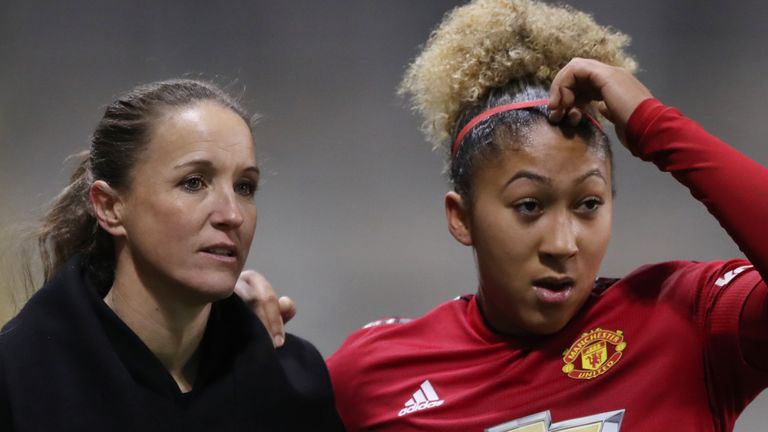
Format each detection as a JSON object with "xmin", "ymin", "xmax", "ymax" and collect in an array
[{"xmin": 235, "ymin": 270, "xmax": 296, "ymax": 348}]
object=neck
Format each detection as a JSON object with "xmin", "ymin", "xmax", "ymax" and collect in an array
[
  {"xmin": 106, "ymin": 255, "xmax": 211, "ymax": 393},
  {"xmin": 475, "ymin": 288, "xmax": 526, "ymax": 336}
]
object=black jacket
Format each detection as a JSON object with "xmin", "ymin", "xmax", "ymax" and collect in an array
[{"xmin": 0, "ymin": 256, "xmax": 344, "ymax": 431}]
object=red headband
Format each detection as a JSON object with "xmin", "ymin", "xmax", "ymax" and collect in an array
[{"xmin": 450, "ymin": 99, "xmax": 603, "ymax": 157}]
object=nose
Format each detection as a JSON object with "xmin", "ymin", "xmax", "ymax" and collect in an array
[
  {"xmin": 210, "ymin": 188, "xmax": 245, "ymax": 229},
  {"xmin": 539, "ymin": 212, "xmax": 578, "ymax": 262}
]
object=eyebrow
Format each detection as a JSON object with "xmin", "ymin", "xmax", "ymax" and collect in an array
[
  {"xmin": 505, "ymin": 170, "xmax": 552, "ymax": 187},
  {"xmin": 575, "ymin": 169, "xmax": 607, "ymax": 185},
  {"xmin": 505, "ymin": 168, "xmax": 607, "ymax": 188},
  {"xmin": 174, "ymin": 159, "xmax": 214, "ymax": 170},
  {"xmin": 174, "ymin": 159, "xmax": 260, "ymax": 176}
]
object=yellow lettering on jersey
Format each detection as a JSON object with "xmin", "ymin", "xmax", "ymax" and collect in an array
[
  {"xmin": 551, "ymin": 422, "xmax": 602, "ymax": 432},
  {"xmin": 485, "ymin": 411, "xmax": 551, "ymax": 432},
  {"xmin": 486, "ymin": 410, "xmax": 624, "ymax": 432},
  {"xmin": 498, "ymin": 423, "xmax": 548, "ymax": 432}
]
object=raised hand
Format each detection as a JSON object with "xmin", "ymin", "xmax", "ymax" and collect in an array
[{"xmin": 548, "ymin": 57, "xmax": 653, "ymax": 146}]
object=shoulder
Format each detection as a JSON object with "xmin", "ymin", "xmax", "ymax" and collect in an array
[
  {"xmin": 616, "ymin": 259, "xmax": 755, "ymax": 290},
  {"xmin": 360, "ymin": 316, "xmax": 414, "ymax": 329},
  {"xmin": 207, "ymin": 298, "xmax": 345, "ymax": 429},
  {"xmin": 599, "ymin": 259, "xmax": 758, "ymax": 311},
  {"xmin": 326, "ymin": 296, "xmax": 470, "ymax": 376},
  {"xmin": 0, "ymin": 257, "xmax": 91, "ymax": 351},
  {"xmin": 277, "ymin": 333, "xmax": 330, "ymax": 379},
  {"xmin": 275, "ymin": 333, "xmax": 336, "ymax": 397},
  {"xmin": 269, "ymin": 334, "xmax": 344, "ymax": 429},
  {"xmin": 1, "ymin": 283, "xmax": 61, "ymax": 350},
  {"xmin": 214, "ymin": 296, "xmax": 335, "ymax": 400},
  {"xmin": 333, "ymin": 297, "xmax": 467, "ymax": 349},
  {"xmin": 325, "ymin": 297, "xmax": 469, "ymax": 429}
]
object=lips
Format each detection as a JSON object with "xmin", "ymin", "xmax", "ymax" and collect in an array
[
  {"xmin": 532, "ymin": 276, "xmax": 575, "ymax": 303},
  {"xmin": 532, "ymin": 276, "xmax": 575, "ymax": 290},
  {"xmin": 200, "ymin": 243, "xmax": 238, "ymax": 260},
  {"xmin": 204, "ymin": 247, "xmax": 235, "ymax": 257}
]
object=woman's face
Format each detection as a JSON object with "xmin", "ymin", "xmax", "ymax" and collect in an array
[
  {"xmin": 456, "ymin": 122, "xmax": 612, "ymax": 335},
  {"xmin": 117, "ymin": 101, "xmax": 258, "ymax": 304}
]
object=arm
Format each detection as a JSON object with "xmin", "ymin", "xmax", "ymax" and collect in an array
[
  {"xmin": 550, "ymin": 59, "xmax": 768, "ymax": 380},
  {"xmin": 549, "ymin": 58, "xmax": 768, "ymax": 279},
  {"xmin": 624, "ymin": 95, "xmax": 768, "ymax": 378},
  {"xmin": 550, "ymin": 60, "xmax": 768, "ymax": 421},
  {"xmin": 624, "ymin": 99, "xmax": 768, "ymax": 278}
]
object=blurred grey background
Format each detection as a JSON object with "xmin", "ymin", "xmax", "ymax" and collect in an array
[{"xmin": 2, "ymin": 1, "xmax": 767, "ymax": 429}]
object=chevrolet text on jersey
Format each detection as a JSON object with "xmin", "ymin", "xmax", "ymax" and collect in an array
[{"xmin": 485, "ymin": 409, "xmax": 624, "ymax": 432}]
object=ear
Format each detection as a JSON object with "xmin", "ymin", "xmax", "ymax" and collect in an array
[
  {"xmin": 445, "ymin": 191, "xmax": 473, "ymax": 246},
  {"xmin": 89, "ymin": 180, "xmax": 127, "ymax": 238}
]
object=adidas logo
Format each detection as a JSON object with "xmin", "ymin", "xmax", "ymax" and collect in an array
[{"xmin": 398, "ymin": 380, "xmax": 444, "ymax": 417}]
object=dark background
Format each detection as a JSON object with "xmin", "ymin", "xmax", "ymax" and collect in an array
[{"xmin": 2, "ymin": 1, "xmax": 767, "ymax": 427}]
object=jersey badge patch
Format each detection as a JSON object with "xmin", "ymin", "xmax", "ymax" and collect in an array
[{"xmin": 562, "ymin": 328, "xmax": 626, "ymax": 380}]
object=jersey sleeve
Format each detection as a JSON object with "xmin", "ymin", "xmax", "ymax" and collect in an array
[
  {"xmin": 626, "ymin": 98, "xmax": 768, "ymax": 278},
  {"xmin": 326, "ymin": 326, "xmax": 380, "ymax": 432},
  {"xmin": 328, "ymin": 318, "xmax": 422, "ymax": 431},
  {"xmin": 658, "ymin": 259, "xmax": 768, "ymax": 427},
  {"xmin": 626, "ymin": 99, "xmax": 768, "ymax": 416}
]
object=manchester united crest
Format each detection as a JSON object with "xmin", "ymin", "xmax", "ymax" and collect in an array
[{"xmin": 562, "ymin": 328, "xmax": 626, "ymax": 380}]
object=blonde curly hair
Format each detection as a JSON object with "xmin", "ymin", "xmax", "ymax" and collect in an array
[{"xmin": 399, "ymin": 0, "xmax": 637, "ymax": 152}]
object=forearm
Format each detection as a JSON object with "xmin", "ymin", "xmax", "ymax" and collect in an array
[{"xmin": 626, "ymin": 98, "xmax": 768, "ymax": 279}]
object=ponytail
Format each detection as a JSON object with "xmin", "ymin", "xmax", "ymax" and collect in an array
[
  {"xmin": 0, "ymin": 152, "xmax": 99, "ymax": 319},
  {"xmin": 35, "ymin": 151, "xmax": 116, "ymax": 289}
]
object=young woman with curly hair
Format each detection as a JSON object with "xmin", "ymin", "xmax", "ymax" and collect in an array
[
  {"xmin": 325, "ymin": 0, "xmax": 768, "ymax": 429},
  {"xmin": 245, "ymin": 0, "xmax": 768, "ymax": 429}
]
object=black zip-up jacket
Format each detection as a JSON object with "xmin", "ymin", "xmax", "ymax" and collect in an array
[{"xmin": 0, "ymin": 256, "xmax": 344, "ymax": 431}]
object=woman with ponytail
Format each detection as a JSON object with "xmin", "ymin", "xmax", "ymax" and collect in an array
[
  {"xmin": 317, "ymin": 0, "xmax": 768, "ymax": 430},
  {"xmin": 0, "ymin": 79, "xmax": 343, "ymax": 431}
]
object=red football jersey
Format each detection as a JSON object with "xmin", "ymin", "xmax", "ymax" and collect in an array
[
  {"xmin": 327, "ymin": 99, "xmax": 768, "ymax": 431},
  {"xmin": 329, "ymin": 263, "xmax": 763, "ymax": 431}
]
